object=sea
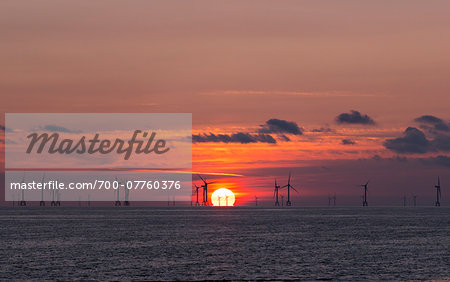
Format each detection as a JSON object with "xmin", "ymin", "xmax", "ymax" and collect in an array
[{"xmin": 0, "ymin": 206, "xmax": 449, "ymax": 281}]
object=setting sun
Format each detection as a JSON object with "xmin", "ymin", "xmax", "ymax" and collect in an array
[{"xmin": 211, "ymin": 188, "xmax": 235, "ymax": 206}]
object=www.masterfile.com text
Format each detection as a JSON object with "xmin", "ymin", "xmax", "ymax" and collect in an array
[{"xmin": 9, "ymin": 180, "xmax": 182, "ymax": 190}]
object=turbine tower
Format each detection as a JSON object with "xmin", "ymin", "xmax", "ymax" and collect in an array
[
  {"xmin": 282, "ymin": 172, "xmax": 298, "ymax": 206},
  {"xmin": 56, "ymin": 188, "xmax": 61, "ymax": 206},
  {"xmin": 19, "ymin": 173, "xmax": 26, "ymax": 206},
  {"xmin": 360, "ymin": 180, "xmax": 369, "ymax": 206},
  {"xmin": 193, "ymin": 184, "xmax": 201, "ymax": 206},
  {"xmin": 114, "ymin": 176, "xmax": 121, "ymax": 206},
  {"xmin": 124, "ymin": 179, "xmax": 130, "ymax": 206},
  {"xmin": 435, "ymin": 176, "xmax": 441, "ymax": 207},
  {"xmin": 274, "ymin": 179, "xmax": 280, "ymax": 206},
  {"xmin": 255, "ymin": 196, "xmax": 258, "ymax": 206},
  {"xmin": 198, "ymin": 174, "xmax": 215, "ymax": 206},
  {"xmin": 50, "ymin": 185, "xmax": 56, "ymax": 207},
  {"xmin": 328, "ymin": 194, "xmax": 337, "ymax": 206},
  {"xmin": 40, "ymin": 173, "xmax": 46, "ymax": 206}
]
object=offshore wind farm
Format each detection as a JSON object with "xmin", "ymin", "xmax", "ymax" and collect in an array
[
  {"xmin": 2, "ymin": 1, "xmax": 450, "ymax": 280},
  {"xmin": 8, "ymin": 172, "xmax": 446, "ymax": 208}
]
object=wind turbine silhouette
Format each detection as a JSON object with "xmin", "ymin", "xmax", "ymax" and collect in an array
[
  {"xmin": 114, "ymin": 176, "xmax": 121, "ymax": 206},
  {"xmin": 359, "ymin": 180, "xmax": 369, "ymax": 206},
  {"xmin": 273, "ymin": 178, "xmax": 280, "ymax": 206},
  {"xmin": 435, "ymin": 176, "xmax": 441, "ymax": 207},
  {"xmin": 225, "ymin": 195, "xmax": 229, "ymax": 206},
  {"xmin": 198, "ymin": 174, "xmax": 215, "ymax": 206},
  {"xmin": 50, "ymin": 179, "xmax": 56, "ymax": 206},
  {"xmin": 56, "ymin": 187, "xmax": 61, "ymax": 206},
  {"xmin": 40, "ymin": 173, "xmax": 46, "ymax": 206},
  {"xmin": 124, "ymin": 179, "xmax": 130, "ymax": 206},
  {"xmin": 282, "ymin": 172, "xmax": 298, "ymax": 206},
  {"xmin": 412, "ymin": 195, "xmax": 417, "ymax": 207},
  {"xmin": 255, "ymin": 196, "xmax": 258, "ymax": 206},
  {"xmin": 328, "ymin": 194, "xmax": 337, "ymax": 206},
  {"xmin": 192, "ymin": 184, "xmax": 201, "ymax": 206},
  {"xmin": 217, "ymin": 195, "xmax": 222, "ymax": 206},
  {"xmin": 19, "ymin": 173, "xmax": 26, "ymax": 206}
]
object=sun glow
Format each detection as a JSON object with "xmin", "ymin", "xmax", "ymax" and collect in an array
[{"xmin": 211, "ymin": 188, "xmax": 235, "ymax": 206}]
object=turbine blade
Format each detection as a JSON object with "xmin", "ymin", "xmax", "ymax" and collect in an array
[
  {"xmin": 197, "ymin": 174, "xmax": 206, "ymax": 183},
  {"xmin": 291, "ymin": 186, "xmax": 299, "ymax": 193}
]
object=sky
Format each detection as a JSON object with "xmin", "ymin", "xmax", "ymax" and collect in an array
[{"xmin": 1, "ymin": 0, "xmax": 450, "ymax": 205}]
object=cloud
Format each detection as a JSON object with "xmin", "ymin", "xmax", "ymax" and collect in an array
[
  {"xmin": 414, "ymin": 115, "xmax": 450, "ymax": 133},
  {"xmin": 430, "ymin": 155, "xmax": 450, "ymax": 167},
  {"xmin": 278, "ymin": 134, "xmax": 291, "ymax": 142},
  {"xmin": 383, "ymin": 127, "xmax": 431, "ymax": 154},
  {"xmin": 415, "ymin": 115, "xmax": 444, "ymax": 124},
  {"xmin": 259, "ymin": 118, "xmax": 303, "ymax": 135},
  {"xmin": 42, "ymin": 125, "xmax": 78, "ymax": 133},
  {"xmin": 341, "ymin": 139, "xmax": 356, "ymax": 145},
  {"xmin": 4, "ymin": 139, "xmax": 17, "ymax": 144},
  {"xmin": 201, "ymin": 90, "xmax": 387, "ymax": 98},
  {"xmin": 420, "ymin": 155, "xmax": 450, "ymax": 167},
  {"xmin": 336, "ymin": 110, "xmax": 375, "ymax": 125},
  {"xmin": 311, "ymin": 127, "xmax": 334, "ymax": 133},
  {"xmin": 384, "ymin": 117, "xmax": 450, "ymax": 154},
  {"xmin": 192, "ymin": 132, "xmax": 276, "ymax": 144},
  {"xmin": 371, "ymin": 155, "xmax": 407, "ymax": 162},
  {"xmin": 193, "ymin": 118, "xmax": 302, "ymax": 144},
  {"xmin": 433, "ymin": 134, "xmax": 450, "ymax": 151},
  {"xmin": 0, "ymin": 125, "xmax": 14, "ymax": 133}
]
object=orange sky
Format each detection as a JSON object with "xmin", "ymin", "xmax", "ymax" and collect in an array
[{"xmin": 1, "ymin": 0, "xmax": 450, "ymax": 205}]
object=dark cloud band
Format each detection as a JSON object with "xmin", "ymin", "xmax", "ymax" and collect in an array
[
  {"xmin": 336, "ymin": 110, "xmax": 375, "ymax": 125},
  {"xmin": 384, "ymin": 126, "xmax": 450, "ymax": 154},
  {"xmin": 414, "ymin": 115, "xmax": 450, "ymax": 133},
  {"xmin": 259, "ymin": 118, "xmax": 303, "ymax": 135},
  {"xmin": 192, "ymin": 132, "xmax": 276, "ymax": 144},
  {"xmin": 193, "ymin": 118, "xmax": 303, "ymax": 144}
]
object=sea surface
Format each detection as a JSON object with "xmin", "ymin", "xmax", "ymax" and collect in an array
[{"xmin": 0, "ymin": 206, "xmax": 449, "ymax": 281}]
